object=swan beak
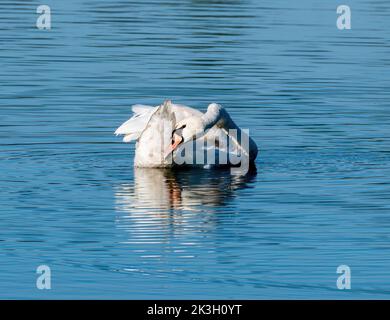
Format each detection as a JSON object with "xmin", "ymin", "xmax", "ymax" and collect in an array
[{"xmin": 164, "ymin": 133, "xmax": 183, "ymax": 159}]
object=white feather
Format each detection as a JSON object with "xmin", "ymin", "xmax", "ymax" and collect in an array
[
  {"xmin": 115, "ymin": 101, "xmax": 258, "ymax": 168},
  {"xmin": 114, "ymin": 104, "xmax": 156, "ymax": 142},
  {"xmin": 134, "ymin": 103, "xmax": 176, "ymax": 167}
]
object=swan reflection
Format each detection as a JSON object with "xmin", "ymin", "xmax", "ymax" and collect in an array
[
  {"xmin": 114, "ymin": 167, "xmax": 257, "ymax": 244},
  {"xmin": 116, "ymin": 167, "xmax": 257, "ymax": 210}
]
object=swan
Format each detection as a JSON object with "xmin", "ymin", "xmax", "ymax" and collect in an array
[{"xmin": 115, "ymin": 100, "xmax": 258, "ymax": 172}]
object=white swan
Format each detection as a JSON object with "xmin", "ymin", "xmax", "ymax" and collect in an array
[{"xmin": 115, "ymin": 100, "xmax": 258, "ymax": 169}]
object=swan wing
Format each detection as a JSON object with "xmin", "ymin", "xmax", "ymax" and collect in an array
[
  {"xmin": 134, "ymin": 102, "xmax": 176, "ymax": 167},
  {"xmin": 170, "ymin": 102, "xmax": 203, "ymax": 121},
  {"xmin": 115, "ymin": 102, "xmax": 203, "ymax": 143},
  {"xmin": 114, "ymin": 104, "xmax": 156, "ymax": 142}
]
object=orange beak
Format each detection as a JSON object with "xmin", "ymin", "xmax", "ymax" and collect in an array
[{"xmin": 164, "ymin": 133, "xmax": 183, "ymax": 159}]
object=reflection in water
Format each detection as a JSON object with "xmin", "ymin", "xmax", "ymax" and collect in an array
[{"xmin": 114, "ymin": 167, "xmax": 256, "ymax": 244}]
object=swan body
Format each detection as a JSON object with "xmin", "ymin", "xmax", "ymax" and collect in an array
[{"xmin": 115, "ymin": 100, "xmax": 258, "ymax": 169}]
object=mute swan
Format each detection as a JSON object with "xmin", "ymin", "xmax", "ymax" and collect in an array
[{"xmin": 115, "ymin": 100, "xmax": 258, "ymax": 171}]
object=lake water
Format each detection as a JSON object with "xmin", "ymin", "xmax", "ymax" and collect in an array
[{"xmin": 1, "ymin": 0, "xmax": 389, "ymax": 299}]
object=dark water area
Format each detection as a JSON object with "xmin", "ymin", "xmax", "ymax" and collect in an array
[{"xmin": 0, "ymin": 0, "xmax": 390, "ymax": 298}]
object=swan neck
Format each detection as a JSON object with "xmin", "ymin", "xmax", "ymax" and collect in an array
[{"xmin": 202, "ymin": 108, "xmax": 221, "ymax": 130}]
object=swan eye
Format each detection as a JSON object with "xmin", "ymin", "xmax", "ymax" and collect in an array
[{"xmin": 172, "ymin": 124, "xmax": 186, "ymax": 137}]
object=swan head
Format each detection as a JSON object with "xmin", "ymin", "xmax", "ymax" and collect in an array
[
  {"xmin": 206, "ymin": 102, "xmax": 222, "ymax": 115},
  {"xmin": 164, "ymin": 103, "xmax": 223, "ymax": 158},
  {"xmin": 164, "ymin": 116, "xmax": 206, "ymax": 158}
]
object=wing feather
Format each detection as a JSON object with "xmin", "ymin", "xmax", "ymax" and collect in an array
[{"xmin": 114, "ymin": 105, "xmax": 156, "ymax": 142}]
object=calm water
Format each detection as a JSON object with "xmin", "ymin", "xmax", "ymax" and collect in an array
[{"xmin": 1, "ymin": 0, "xmax": 390, "ymax": 299}]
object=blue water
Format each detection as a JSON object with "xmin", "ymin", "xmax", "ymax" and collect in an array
[{"xmin": 1, "ymin": 0, "xmax": 390, "ymax": 299}]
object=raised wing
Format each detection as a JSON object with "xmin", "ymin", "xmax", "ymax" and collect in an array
[{"xmin": 114, "ymin": 104, "xmax": 156, "ymax": 142}]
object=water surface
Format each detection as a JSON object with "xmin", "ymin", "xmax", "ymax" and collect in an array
[{"xmin": 1, "ymin": 0, "xmax": 390, "ymax": 298}]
